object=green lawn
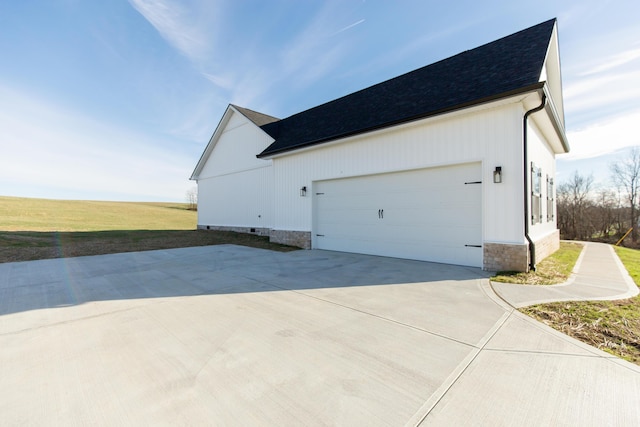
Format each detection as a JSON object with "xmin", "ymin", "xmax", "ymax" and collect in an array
[
  {"xmin": 491, "ymin": 241, "xmax": 584, "ymax": 285},
  {"xmin": 0, "ymin": 196, "xmax": 296, "ymax": 263},
  {"xmin": 523, "ymin": 245, "xmax": 640, "ymax": 364},
  {"xmin": 0, "ymin": 195, "xmax": 196, "ymax": 231},
  {"xmin": 615, "ymin": 246, "xmax": 640, "ymax": 286}
]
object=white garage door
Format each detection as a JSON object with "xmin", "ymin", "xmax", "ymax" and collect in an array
[{"xmin": 313, "ymin": 162, "xmax": 482, "ymax": 267}]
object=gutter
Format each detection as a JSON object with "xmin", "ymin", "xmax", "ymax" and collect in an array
[{"xmin": 523, "ymin": 92, "xmax": 547, "ymax": 272}]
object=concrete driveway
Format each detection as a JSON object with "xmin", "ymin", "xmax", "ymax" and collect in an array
[{"xmin": 1, "ymin": 245, "xmax": 639, "ymax": 426}]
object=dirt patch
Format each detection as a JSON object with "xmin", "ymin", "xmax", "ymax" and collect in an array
[
  {"xmin": 523, "ymin": 298, "xmax": 640, "ymax": 364},
  {"xmin": 0, "ymin": 230, "xmax": 298, "ymax": 264}
]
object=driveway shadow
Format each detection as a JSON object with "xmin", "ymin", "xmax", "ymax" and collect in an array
[{"xmin": 0, "ymin": 244, "xmax": 490, "ymax": 318}]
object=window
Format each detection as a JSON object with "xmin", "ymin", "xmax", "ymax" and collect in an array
[
  {"xmin": 546, "ymin": 175, "xmax": 554, "ymax": 221},
  {"xmin": 531, "ymin": 163, "xmax": 542, "ymax": 224}
]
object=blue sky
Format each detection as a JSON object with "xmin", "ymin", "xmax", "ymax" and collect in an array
[{"xmin": 1, "ymin": 0, "xmax": 638, "ymax": 202}]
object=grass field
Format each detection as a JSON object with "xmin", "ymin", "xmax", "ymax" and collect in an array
[
  {"xmin": 523, "ymin": 246, "xmax": 640, "ymax": 364},
  {"xmin": 0, "ymin": 195, "xmax": 196, "ymax": 231},
  {"xmin": 0, "ymin": 196, "xmax": 296, "ymax": 263},
  {"xmin": 491, "ymin": 242, "xmax": 584, "ymax": 285}
]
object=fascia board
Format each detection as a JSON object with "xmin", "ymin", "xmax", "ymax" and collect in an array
[
  {"xmin": 540, "ymin": 22, "xmax": 566, "ymax": 127},
  {"xmin": 259, "ymin": 84, "xmax": 545, "ymax": 160},
  {"xmin": 189, "ymin": 105, "xmax": 236, "ymax": 181},
  {"xmin": 542, "ymin": 85, "xmax": 570, "ymax": 153}
]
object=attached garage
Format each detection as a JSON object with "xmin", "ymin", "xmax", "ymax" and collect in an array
[
  {"xmin": 313, "ymin": 162, "xmax": 483, "ymax": 267},
  {"xmin": 192, "ymin": 19, "xmax": 569, "ymax": 272}
]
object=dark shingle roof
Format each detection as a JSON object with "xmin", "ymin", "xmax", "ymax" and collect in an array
[{"xmin": 257, "ymin": 19, "xmax": 555, "ymax": 158}]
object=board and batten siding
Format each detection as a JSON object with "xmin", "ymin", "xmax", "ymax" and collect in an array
[
  {"xmin": 272, "ymin": 101, "xmax": 527, "ymax": 245},
  {"xmin": 527, "ymin": 117, "xmax": 558, "ymax": 241},
  {"xmin": 197, "ymin": 166, "xmax": 273, "ymax": 228},
  {"xmin": 196, "ymin": 110, "xmax": 274, "ymax": 228}
]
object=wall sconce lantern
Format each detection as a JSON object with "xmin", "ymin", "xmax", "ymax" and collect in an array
[
  {"xmin": 300, "ymin": 186, "xmax": 307, "ymax": 197},
  {"xmin": 493, "ymin": 166, "xmax": 502, "ymax": 184}
]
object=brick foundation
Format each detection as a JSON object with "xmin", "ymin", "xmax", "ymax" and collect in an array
[
  {"xmin": 198, "ymin": 226, "xmax": 312, "ymax": 249},
  {"xmin": 483, "ymin": 230, "xmax": 560, "ymax": 272},
  {"xmin": 269, "ymin": 230, "xmax": 312, "ymax": 249},
  {"xmin": 483, "ymin": 243, "xmax": 529, "ymax": 272},
  {"xmin": 533, "ymin": 230, "xmax": 560, "ymax": 264}
]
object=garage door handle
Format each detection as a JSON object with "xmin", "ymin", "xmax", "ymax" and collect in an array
[
  {"xmin": 378, "ymin": 209, "xmax": 384, "ymax": 219},
  {"xmin": 465, "ymin": 244, "xmax": 482, "ymax": 248}
]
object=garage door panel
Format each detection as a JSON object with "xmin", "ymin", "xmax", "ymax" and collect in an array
[{"xmin": 314, "ymin": 163, "xmax": 482, "ymax": 267}]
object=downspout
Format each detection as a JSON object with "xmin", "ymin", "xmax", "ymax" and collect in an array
[{"xmin": 523, "ymin": 93, "xmax": 546, "ymax": 272}]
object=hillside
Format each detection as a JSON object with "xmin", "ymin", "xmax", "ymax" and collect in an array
[
  {"xmin": 0, "ymin": 196, "xmax": 295, "ymax": 263},
  {"xmin": 0, "ymin": 196, "xmax": 196, "ymax": 231}
]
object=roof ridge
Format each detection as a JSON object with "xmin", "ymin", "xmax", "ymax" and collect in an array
[
  {"xmin": 273, "ymin": 19, "xmax": 556, "ymax": 124},
  {"xmin": 258, "ymin": 18, "xmax": 558, "ymax": 157}
]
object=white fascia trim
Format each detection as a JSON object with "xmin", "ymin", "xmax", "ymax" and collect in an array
[
  {"xmin": 542, "ymin": 85, "xmax": 570, "ymax": 153},
  {"xmin": 190, "ymin": 105, "xmax": 235, "ymax": 181},
  {"xmin": 191, "ymin": 105, "xmax": 276, "ymax": 180}
]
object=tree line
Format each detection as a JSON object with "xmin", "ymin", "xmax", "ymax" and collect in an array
[{"xmin": 557, "ymin": 147, "xmax": 639, "ymax": 247}]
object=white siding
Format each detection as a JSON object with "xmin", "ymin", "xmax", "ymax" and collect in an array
[
  {"xmin": 198, "ymin": 112, "xmax": 271, "ymax": 179},
  {"xmin": 527, "ymin": 117, "xmax": 557, "ymax": 241},
  {"xmin": 273, "ymin": 102, "xmax": 526, "ymax": 244},
  {"xmin": 196, "ymin": 110, "xmax": 274, "ymax": 228},
  {"xmin": 197, "ymin": 166, "xmax": 272, "ymax": 228}
]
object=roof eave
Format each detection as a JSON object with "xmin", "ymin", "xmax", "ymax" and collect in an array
[
  {"xmin": 257, "ymin": 82, "xmax": 547, "ymax": 159},
  {"xmin": 190, "ymin": 105, "xmax": 236, "ymax": 181},
  {"xmin": 542, "ymin": 85, "xmax": 570, "ymax": 153}
]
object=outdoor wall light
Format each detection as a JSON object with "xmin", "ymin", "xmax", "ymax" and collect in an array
[
  {"xmin": 493, "ymin": 166, "xmax": 503, "ymax": 184},
  {"xmin": 300, "ymin": 186, "xmax": 307, "ymax": 197}
]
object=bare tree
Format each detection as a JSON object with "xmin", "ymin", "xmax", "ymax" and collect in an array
[
  {"xmin": 611, "ymin": 147, "xmax": 640, "ymax": 242},
  {"xmin": 592, "ymin": 189, "xmax": 617, "ymax": 239},
  {"xmin": 557, "ymin": 171, "xmax": 594, "ymax": 240},
  {"xmin": 185, "ymin": 187, "xmax": 198, "ymax": 211}
]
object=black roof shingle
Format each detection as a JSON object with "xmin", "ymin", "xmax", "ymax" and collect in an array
[{"xmin": 257, "ymin": 19, "xmax": 555, "ymax": 158}]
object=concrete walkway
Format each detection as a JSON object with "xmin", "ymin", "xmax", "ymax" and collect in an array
[
  {"xmin": 491, "ymin": 242, "xmax": 639, "ymax": 308},
  {"xmin": 1, "ymin": 245, "xmax": 639, "ymax": 426}
]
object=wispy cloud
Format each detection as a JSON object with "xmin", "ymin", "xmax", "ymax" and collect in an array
[
  {"xmin": 332, "ymin": 19, "xmax": 365, "ymax": 36},
  {"xmin": 128, "ymin": 0, "xmax": 364, "ymax": 119},
  {"xmin": 562, "ymin": 109, "xmax": 640, "ymax": 161},
  {"xmin": 564, "ymin": 39, "xmax": 640, "ymax": 129},
  {"xmin": 580, "ymin": 47, "xmax": 640, "ymax": 76},
  {"xmin": 0, "ymin": 86, "xmax": 195, "ymax": 201},
  {"xmin": 278, "ymin": 2, "xmax": 363, "ymax": 89},
  {"xmin": 565, "ymin": 69, "xmax": 640, "ymax": 104},
  {"xmin": 128, "ymin": 0, "xmax": 215, "ymax": 62},
  {"xmin": 340, "ymin": 19, "xmax": 478, "ymax": 82}
]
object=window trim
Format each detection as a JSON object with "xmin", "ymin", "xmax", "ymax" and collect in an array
[{"xmin": 531, "ymin": 163, "xmax": 542, "ymax": 224}]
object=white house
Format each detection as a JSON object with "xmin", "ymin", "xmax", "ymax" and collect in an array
[{"xmin": 190, "ymin": 19, "xmax": 569, "ymax": 272}]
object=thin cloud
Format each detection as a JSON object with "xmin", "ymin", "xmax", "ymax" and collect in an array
[
  {"xmin": 338, "ymin": 19, "xmax": 476, "ymax": 82},
  {"xmin": 580, "ymin": 47, "xmax": 640, "ymax": 76},
  {"xmin": 564, "ymin": 68, "xmax": 640, "ymax": 127},
  {"xmin": 332, "ymin": 19, "xmax": 365, "ymax": 36},
  {"xmin": 128, "ymin": 0, "xmax": 213, "ymax": 62},
  {"xmin": 279, "ymin": 3, "xmax": 362, "ymax": 87},
  {"xmin": 0, "ymin": 86, "xmax": 194, "ymax": 201},
  {"xmin": 562, "ymin": 110, "xmax": 640, "ymax": 161}
]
